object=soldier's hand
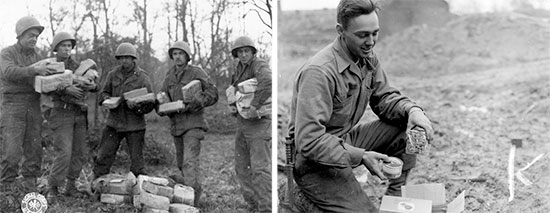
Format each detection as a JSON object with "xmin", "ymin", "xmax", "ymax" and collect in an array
[
  {"xmin": 34, "ymin": 64, "xmax": 57, "ymax": 76},
  {"xmin": 362, "ymin": 151, "xmax": 389, "ymax": 181},
  {"xmin": 407, "ymin": 108, "xmax": 434, "ymax": 142},
  {"xmin": 65, "ymin": 84, "xmax": 84, "ymax": 99}
]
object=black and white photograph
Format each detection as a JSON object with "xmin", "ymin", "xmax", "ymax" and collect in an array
[
  {"xmin": 277, "ymin": 0, "xmax": 549, "ymax": 212},
  {"xmin": 0, "ymin": 0, "xmax": 272, "ymax": 212}
]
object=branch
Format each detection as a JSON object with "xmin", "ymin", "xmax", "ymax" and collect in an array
[{"xmin": 244, "ymin": 9, "xmax": 272, "ymax": 29}]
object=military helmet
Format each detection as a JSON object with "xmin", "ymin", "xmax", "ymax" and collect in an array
[
  {"xmin": 51, "ymin": 32, "xmax": 76, "ymax": 52},
  {"xmin": 168, "ymin": 41, "xmax": 191, "ymax": 60},
  {"xmin": 231, "ymin": 36, "xmax": 257, "ymax": 58},
  {"xmin": 15, "ymin": 16, "xmax": 44, "ymax": 38},
  {"xmin": 115, "ymin": 42, "xmax": 137, "ymax": 59}
]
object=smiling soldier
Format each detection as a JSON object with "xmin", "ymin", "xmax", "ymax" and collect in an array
[{"xmin": 287, "ymin": 0, "xmax": 435, "ymax": 212}]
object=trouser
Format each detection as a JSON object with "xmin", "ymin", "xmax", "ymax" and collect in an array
[
  {"xmin": 47, "ymin": 107, "xmax": 88, "ymax": 188},
  {"xmin": 173, "ymin": 128, "xmax": 204, "ymax": 206},
  {"xmin": 293, "ymin": 120, "xmax": 416, "ymax": 213},
  {"xmin": 93, "ymin": 126, "xmax": 145, "ymax": 177},
  {"xmin": 0, "ymin": 93, "xmax": 43, "ymax": 185},
  {"xmin": 235, "ymin": 117, "xmax": 272, "ymax": 212}
]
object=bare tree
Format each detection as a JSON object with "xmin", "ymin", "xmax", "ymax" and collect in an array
[
  {"xmin": 48, "ymin": 0, "xmax": 68, "ymax": 42},
  {"xmin": 243, "ymin": 0, "xmax": 272, "ymax": 33}
]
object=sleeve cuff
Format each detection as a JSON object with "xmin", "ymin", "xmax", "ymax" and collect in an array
[
  {"xmin": 408, "ymin": 106, "xmax": 423, "ymax": 116},
  {"xmin": 343, "ymin": 143, "xmax": 365, "ymax": 167}
]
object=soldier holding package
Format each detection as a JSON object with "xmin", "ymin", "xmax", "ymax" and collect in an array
[
  {"xmin": 0, "ymin": 16, "xmax": 57, "ymax": 193},
  {"xmin": 45, "ymin": 31, "xmax": 99, "ymax": 202},
  {"xmin": 287, "ymin": 0, "xmax": 434, "ymax": 211},
  {"xmin": 228, "ymin": 36, "xmax": 272, "ymax": 212},
  {"xmin": 93, "ymin": 42, "xmax": 156, "ymax": 179},
  {"xmin": 158, "ymin": 41, "xmax": 218, "ymax": 206}
]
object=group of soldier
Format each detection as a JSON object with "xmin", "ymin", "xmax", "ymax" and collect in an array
[{"xmin": 0, "ymin": 16, "xmax": 271, "ymax": 212}]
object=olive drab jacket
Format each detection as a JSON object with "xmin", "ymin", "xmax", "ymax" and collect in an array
[
  {"xmin": 230, "ymin": 57, "xmax": 272, "ymax": 109},
  {"xmin": 0, "ymin": 43, "xmax": 43, "ymax": 94},
  {"xmin": 160, "ymin": 64, "xmax": 218, "ymax": 136},
  {"xmin": 100, "ymin": 64, "xmax": 153, "ymax": 132},
  {"xmin": 288, "ymin": 37, "xmax": 421, "ymax": 169}
]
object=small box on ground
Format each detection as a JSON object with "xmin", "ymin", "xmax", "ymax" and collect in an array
[
  {"xmin": 124, "ymin": 88, "xmax": 148, "ymax": 100},
  {"xmin": 158, "ymin": 101, "xmax": 185, "ymax": 116},
  {"xmin": 142, "ymin": 180, "xmax": 174, "ymax": 200},
  {"xmin": 135, "ymin": 191, "xmax": 170, "ymax": 211},
  {"xmin": 142, "ymin": 206, "xmax": 169, "ymax": 213},
  {"xmin": 379, "ymin": 196, "xmax": 432, "ymax": 213},
  {"xmin": 169, "ymin": 203, "xmax": 199, "ymax": 213},
  {"xmin": 34, "ymin": 71, "xmax": 73, "ymax": 93},
  {"xmin": 100, "ymin": 193, "xmax": 132, "ymax": 204},
  {"xmin": 172, "ymin": 184, "xmax": 194, "ymax": 206},
  {"xmin": 181, "ymin": 80, "xmax": 202, "ymax": 103},
  {"xmin": 401, "ymin": 183, "xmax": 465, "ymax": 213}
]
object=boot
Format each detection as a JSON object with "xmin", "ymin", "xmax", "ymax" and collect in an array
[
  {"xmin": 64, "ymin": 180, "xmax": 85, "ymax": 197},
  {"xmin": 46, "ymin": 185, "xmax": 58, "ymax": 204},
  {"xmin": 385, "ymin": 170, "xmax": 410, "ymax": 196}
]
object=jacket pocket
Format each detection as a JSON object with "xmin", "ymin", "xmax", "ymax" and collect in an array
[{"xmin": 327, "ymin": 94, "xmax": 353, "ymax": 127}]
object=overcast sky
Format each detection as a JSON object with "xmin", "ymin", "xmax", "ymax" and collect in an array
[
  {"xmin": 0, "ymin": 0, "xmax": 272, "ymax": 59},
  {"xmin": 279, "ymin": 0, "xmax": 550, "ymax": 12}
]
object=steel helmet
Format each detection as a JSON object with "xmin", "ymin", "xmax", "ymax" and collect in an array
[
  {"xmin": 231, "ymin": 36, "xmax": 257, "ymax": 58},
  {"xmin": 115, "ymin": 42, "xmax": 137, "ymax": 59},
  {"xmin": 52, "ymin": 32, "xmax": 76, "ymax": 52},
  {"xmin": 15, "ymin": 16, "xmax": 44, "ymax": 38},
  {"xmin": 168, "ymin": 41, "xmax": 191, "ymax": 60}
]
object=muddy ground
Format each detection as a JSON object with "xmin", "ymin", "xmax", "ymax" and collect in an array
[{"xmin": 278, "ymin": 9, "xmax": 550, "ymax": 213}]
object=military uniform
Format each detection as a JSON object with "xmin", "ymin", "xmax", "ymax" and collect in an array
[
  {"xmin": 288, "ymin": 37, "xmax": 421, "ymax": 212},
  {"xmin": 231, "ymin": 55, "xmax": 272, "ymax": 212},
  {"xmin": 93, "ymin": 63, "xmax": 154, "ymax": 177},
  {"xmin": 160, "ymin": 63, "xmax": 218, "ymax": 206},
  {"xmin": 0, "ymin": 42, "xmax": 43, "ymax": 188}
]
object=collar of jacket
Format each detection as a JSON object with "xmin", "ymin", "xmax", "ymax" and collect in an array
[
  {"xmin": 332, "ymin": 36, "xmax": 363, "ymax": 76},
  {"xmin": 15, "ymin": 42, "xmax": 36, "ymax": 56}
]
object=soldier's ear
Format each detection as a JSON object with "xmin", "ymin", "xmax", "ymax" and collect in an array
[{"xmin": 336, "ymin": 23, "xmax": 345, "ymax": 36}]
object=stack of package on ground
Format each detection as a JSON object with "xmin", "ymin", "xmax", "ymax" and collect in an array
[{"xmin": 94, "ymin": 173, "xmax": 198, "ymax": 213}]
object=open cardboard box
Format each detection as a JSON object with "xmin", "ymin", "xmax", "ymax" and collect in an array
[{"xmin": 380, "ymin": 183, "xmax": 465, "ymax": 213}]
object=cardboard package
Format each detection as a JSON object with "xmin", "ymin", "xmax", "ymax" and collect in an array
[
  {"xmin": 124, "ymin": 88, "xmax": 148, "ymax": 100},
  {"xmin": 34, "ymin": 70, "xmax": 73, "ymax": 93},
  {"xmin": 103, "ymin": 97, "xmax": 122, "ymax": 109},
  {"xmin": 237, "ymin": 78, "xmax": 257, "ymax": 93},
  {"xmin": 379, "ymin": 196, "xmax": 432, "ymax": 213},
  {"xmin": 169, "ymin": 203, "xmax": 199, "ymax": 213},
  {"xmin": 235, "ymin": 92, "xmax": 271, "ymax": 119},
  {"xmin": 226, "ymin": 86, "xmax": 236, "ymax": 105},
  {"xmin": 181, "ymin": 80, "xmax": 202, "ymax": 103},
  {"xmin": 127, "ymin": 93, "xmax": 156, "ymax": 106},
  {"xmin": 399, "ymin": 183, "xmax": 465, "ymax": 213},
  {"xmin": 156, "ymin": 92, "xmax": 170, "ymax": 105},
  {"xmin": 172, "ymin": 184, "xmax": 195, "ymax": 205},
  {"xmin": 74, "ymin": 59, "xmax": 97, "ymax": 76},
  {"xmin": 31, "ymin": 58, "xmax": 65, "ymax": 74},
  {"xmin": 158, "ymin": 101, "xmax": 186, "ymax": 116},
  {"xmin": 100, "ymin": 193, "xmax": 132, "ymax": 204}
]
